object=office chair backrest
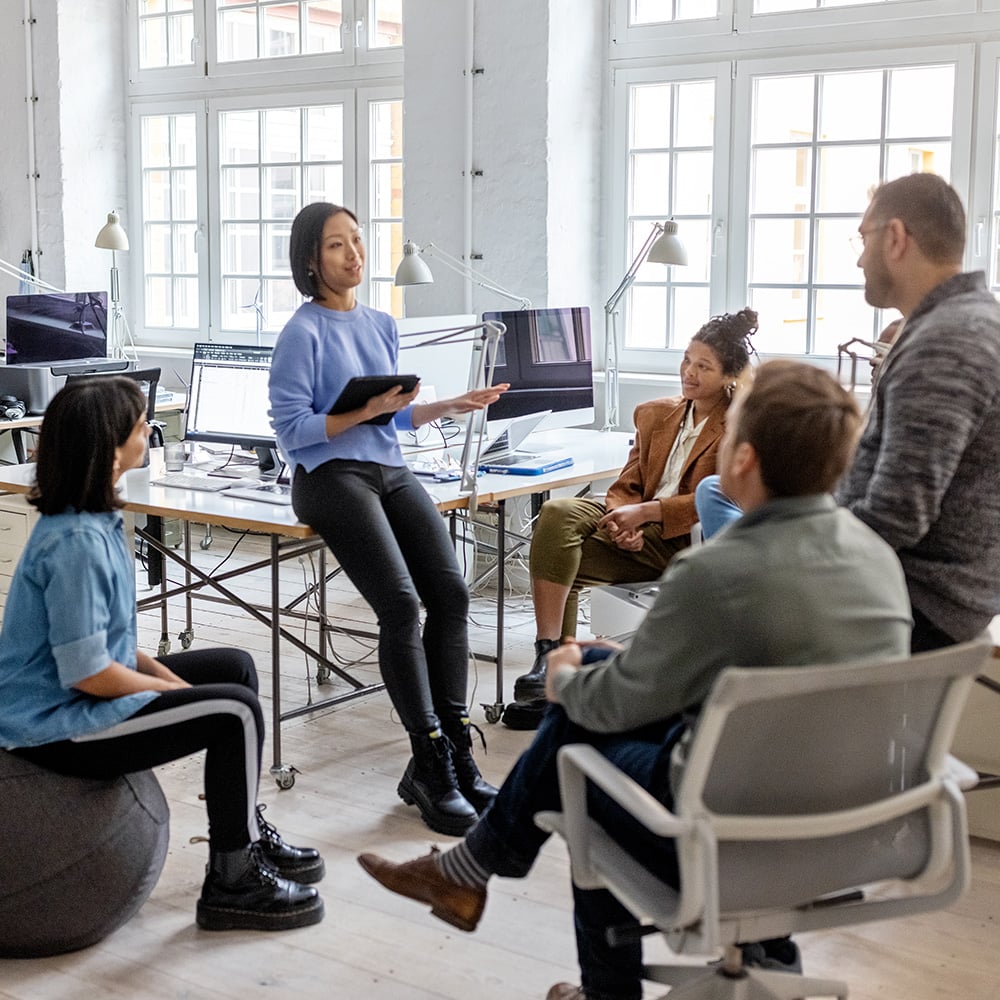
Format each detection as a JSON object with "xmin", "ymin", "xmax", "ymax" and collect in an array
[
  {"xmin": 674, "ymin": 639, "xmax": 991, "ymax": 914},
  {"xmin": 64, "ymin": 367, "xmax": 161, "ymax": 423}
]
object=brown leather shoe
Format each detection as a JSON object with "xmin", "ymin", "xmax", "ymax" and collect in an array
[
  {"xmin": 545, "ymin": 985, "xmax": 585, "ymax": 1000},
  {"xmin": 357, "ymin": 847, "xmax": 486, "ymax": 932}
]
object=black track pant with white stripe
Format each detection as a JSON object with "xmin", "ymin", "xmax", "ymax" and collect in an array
[{"xmin": 11, "ymin": 648, "xmax": 264, "ymax": 851}]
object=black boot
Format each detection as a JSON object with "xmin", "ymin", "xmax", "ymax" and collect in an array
[
  {"xmin": 255, "ymin": 804, "xmax": 326, "ymax": 883},
  {"xmin": 513, "ymin": 638, "xmax": 561, "ymax": 701},
  {"xmin": 397, "ymin": 729, "xmax": 478, "ymax": 836},
  {"xmin": 441, "ymin": 716, "xmax": 499, "ymax": 814},
  {"xmin": 197, "ymin": 843, "xmax": 325, "ymax": 931}
]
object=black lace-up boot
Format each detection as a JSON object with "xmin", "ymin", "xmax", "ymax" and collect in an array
[
  {"xmin": 397, "ymin": 728, "xmax": 478, "ymax": 836},
  {"xmin": 255, "ymin": 804, "xmax": 326, "ymax": 883},
  {"xmin": 512, "ymin": 638, "xmax": 561, "ymax": 701},
  {"xmin": 197, "ymin": 843, "xmax": 325, "ymax": 931},
  {"xmin": 441, "ymin": 716, "xmax": 499, "ymax": 815}
]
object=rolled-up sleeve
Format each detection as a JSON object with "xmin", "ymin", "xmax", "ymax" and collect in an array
[{"xmin": 42, "ymin": 533, "xmax": 115, "ymax": 689}]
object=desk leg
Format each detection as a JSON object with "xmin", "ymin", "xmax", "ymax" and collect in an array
[
  {"xmin": 488, "ymin": 499, "xmax": 506, "ymax": 721},
  {"xmin": 178, "ymin": 523, "xmax": 195, "ymax": 650},
  {"xmin": 270, "ymin": 534, "xmax": 296, "ymax": 789},
  {"xmin": 11, "ymin": 430, "xmax": 26, "ymax": 465}
]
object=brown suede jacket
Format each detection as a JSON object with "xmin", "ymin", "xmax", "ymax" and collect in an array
[{"xmin": 605, "ymin": 394, "xmax": 729, "ymax": 540}]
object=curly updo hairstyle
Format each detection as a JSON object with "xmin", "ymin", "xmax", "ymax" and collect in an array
[{"xmin": 690, "ymin": 307, "xmax": 758, "ymax": 378}]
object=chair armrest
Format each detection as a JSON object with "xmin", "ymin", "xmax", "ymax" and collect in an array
[
  {"xmin": 945, "ymin": 753, "xmax": 980, "ymax": 791},
  {"xmin": 557, "ymin": 744, "xmax": 690, "ymax": 839}
]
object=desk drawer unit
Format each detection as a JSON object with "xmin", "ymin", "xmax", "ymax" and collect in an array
[{"xmin": 0, "ymin": 494, "xmax": 37, "ymax": 624}]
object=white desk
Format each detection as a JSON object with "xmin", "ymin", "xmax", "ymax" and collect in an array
[{"xmin": 0, "ymin": 428, "xmax": 631, "ymax": 779}]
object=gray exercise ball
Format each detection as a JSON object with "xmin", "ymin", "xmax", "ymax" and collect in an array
[{"xmin": 0, "ymin": 749, "xmax": 170, "ymax": 957}]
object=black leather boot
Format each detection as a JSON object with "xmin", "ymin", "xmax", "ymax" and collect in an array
[
  {"xmin": 398, "ymin": 729, "xmax": 478, "ymax": 836},
  {"xmin": 441, "ymin": 716, "xmax": 499, "ymax": 814},
  {"xmin": 197, "ymin": 844, "xmax": 325, "ymax": 931},
  {"xmin": 255, "ymin": 804, "xmax": 326, "ymax": 883},
  {"xmin": 512, "ymin": 638, "xmax": 561, "ymax": 701}
]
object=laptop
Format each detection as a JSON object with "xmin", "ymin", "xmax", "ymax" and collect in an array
[{"xmin": 478, "ymin": 411, "xmax": 549, "ymax": 462}]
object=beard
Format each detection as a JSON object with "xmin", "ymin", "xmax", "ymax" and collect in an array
[{"xmin": 862, "ymin": 252, "xmax": 895, "ymax": 308}]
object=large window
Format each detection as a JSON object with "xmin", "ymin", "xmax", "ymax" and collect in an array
[
  {"xmin": 128, "ymin": 0, "xmax": 403, "ymax": 346},
  {"xmin": 746, "ymin": 63, "xmax": 954, "ymax": 355},
  {"xmin": 612, "ymin": 0, "xmax": 987, "ymax": 374}
]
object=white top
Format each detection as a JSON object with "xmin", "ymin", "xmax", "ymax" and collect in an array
[{"xmin": 655, "ymin": 403, "xmax": 707, "ymax": 499}]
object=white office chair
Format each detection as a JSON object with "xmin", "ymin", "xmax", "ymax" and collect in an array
[{"xmin": 535, "ymin": 638, "xmax": 992, "ymax": 999}]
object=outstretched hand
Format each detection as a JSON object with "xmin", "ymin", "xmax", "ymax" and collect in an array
[{"xmin": 441, "ymin": 383, "xmax": 510, "ymax": 417}]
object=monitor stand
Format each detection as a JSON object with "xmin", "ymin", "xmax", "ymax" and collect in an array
[{"xmin": 255, "ymin": 446, "xmax": 283, "ymax": 481}]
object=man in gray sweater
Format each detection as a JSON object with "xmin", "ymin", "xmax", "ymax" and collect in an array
[
  {"xmin": 838, "ymin": 173, "xmax": 1000, "ymax": 650},
  {"xmin": 359, "ymin": 362, "xmax": 911, "ymax": 1000}
]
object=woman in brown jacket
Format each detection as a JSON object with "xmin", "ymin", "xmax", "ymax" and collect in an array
[{"xmin": 506, "ymin": 309, "xmax": 758, "ymax": 723}]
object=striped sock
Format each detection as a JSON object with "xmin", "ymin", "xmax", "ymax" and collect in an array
[{"xmin": 437, "ymin": 840, "xmax": 490, "ymax": 889}]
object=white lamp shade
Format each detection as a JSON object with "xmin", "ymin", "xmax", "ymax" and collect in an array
[
  {"xmin": 394, "ymin": 241, "xmax": 434, "ymax": 286},
  {"xmin": 647, "ymin": 220, "xmax": 687, "ymax": 266},
  {"xmin": 95, "ymin": 211, "xmax": 130, "ymax": 251}
]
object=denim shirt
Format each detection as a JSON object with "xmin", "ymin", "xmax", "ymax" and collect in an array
[{"xmin": 0, "ymin": 509, "xmax": 158, "ymax": 748}]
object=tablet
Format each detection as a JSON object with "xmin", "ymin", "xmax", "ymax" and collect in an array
[{"xmin": 329, "ymin": 374, "xmax": 420, "ymax": 425}]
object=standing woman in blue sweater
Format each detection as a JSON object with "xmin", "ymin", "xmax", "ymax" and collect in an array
[{"xmin": 268, "ymin": 202, "xmax": 507, "ymax": 835}]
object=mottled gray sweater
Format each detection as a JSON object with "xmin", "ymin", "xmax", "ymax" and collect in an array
[{"xmin": 837, "ymin": 271, "xmax": 1000, "ymax": 641}]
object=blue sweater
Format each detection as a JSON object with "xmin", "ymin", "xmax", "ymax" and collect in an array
[{"xmin": 268, "ymin": 301, "xmax": 416, "ymax": 472}]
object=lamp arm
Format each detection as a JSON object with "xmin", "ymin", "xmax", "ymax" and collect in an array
[
  {"xmin": 604, "ymin": 222, "xmax": 664, "ymax": 316},
  {"xmin": 0, "ymin": 256, "xmax": 66, "ymax": 293},
  {"xmin": 421, "ymin": 243, "xmax": 532, "ymax": 310},
  {"xmin": 398, "ymin": 319, "xmax": 507, "ymax": 502}
]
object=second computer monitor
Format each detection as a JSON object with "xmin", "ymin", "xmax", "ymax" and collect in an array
[
  {"xmin": 185, "ymin": 343, "xmax": 277, "ymax": 467},
  {"xmin": 480, "ymin": 306, "xmax": 594, "ymax": 430}
]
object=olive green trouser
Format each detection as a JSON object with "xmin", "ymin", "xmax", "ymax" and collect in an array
[{"xmin": 528, "ymin": 496, "xmax": 689, "ymax": 638}]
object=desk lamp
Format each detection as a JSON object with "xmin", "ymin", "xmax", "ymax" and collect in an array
[
  {"xmin": 395, "ymin": 240, "xmax": 532, "ymax": 310},
  {"xmin": 95, "ymin": 210, "xmax": 136, "ymax": 360},
  {"xmin": 603, "ymin": 220, "xmax": 687, "ymax": 431}
]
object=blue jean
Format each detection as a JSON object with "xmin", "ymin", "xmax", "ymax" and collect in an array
[
  {"xmin": 694, "ymin": 475, "xmax": 743, "ymax": 541},
  {"xmin": 292, "ymin": 460, "xmax": 471, "ymax": 734},
  {"xmin": 467, "ymin": 689, "xmax": 685, "ymax": 999}
]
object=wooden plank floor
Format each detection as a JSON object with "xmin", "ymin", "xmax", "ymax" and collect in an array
[{"xmin": 2, "ymin": 530, "xmax": 998, "ymax": 999}]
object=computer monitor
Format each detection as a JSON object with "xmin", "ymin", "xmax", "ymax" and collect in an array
[
  {"xmin": 479, "ymin": 306, "xmax": 594, "ymax": 430},
  {"xmin": 5, "ymin": 292, "xmax": 108, "ymax": 365},
  {"xmin": 184, "ymin": 343, "xmax": 279, "ymax": 471}
]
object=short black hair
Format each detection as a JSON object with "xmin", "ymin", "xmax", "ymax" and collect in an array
[
  {"xmin": 29, "ymin": 376, "xmax": 147, "ymax": 515},
  {"xmin": 289, "ymin": 202, "xmax": 360, "ymax": 297}
]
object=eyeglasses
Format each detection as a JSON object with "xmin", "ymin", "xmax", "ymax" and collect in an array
[{"xmin": 849, "ymin": 222, "xmax": 890, "ymax": 256}]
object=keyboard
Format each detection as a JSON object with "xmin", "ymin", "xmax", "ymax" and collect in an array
[
  {"xmin": 151, "ymin": 472, "xmax": 242, "ymax": 492},
  {"xmin": 226, "ymin": 483, "xmax": 293, "ymax": 506}
]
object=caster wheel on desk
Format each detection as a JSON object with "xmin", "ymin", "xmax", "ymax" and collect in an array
[
  {"xmin": 482, "ymin": 703, "xmax": 504, "ymax": 725},
  {"xmin": 315, "ymin": 667, "xmax": 331, "ymax": 686},
  {"xmin": 178, "ymin": 629, "xmax": 194, "ymax": 650},
  {"xmin": 270, "ymin": 765, "xmax": 299, "ymax": 790},
  {"xmin": 157, "ymin": 636, "xmax": 171, "ymax": 657}
]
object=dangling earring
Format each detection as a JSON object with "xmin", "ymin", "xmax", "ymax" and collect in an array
[{"xmin": 307, "ymin": 269, "xmax": 315, "ymax": 278}]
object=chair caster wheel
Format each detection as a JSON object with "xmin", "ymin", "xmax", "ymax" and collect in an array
[
  {"xmin": 270, "ymin": 764, "xmax": 299, "ymax": 790},
  {"xmin": 157, "ymin": 637, "xmax": 171, "ymax": 656},
  {"xmin": 179, "ymin": 629, "xmax": 194, "ymax": 650},
  {"xmin": 482, "ymin": 703, "xmax": 504, "ymax": 724}
]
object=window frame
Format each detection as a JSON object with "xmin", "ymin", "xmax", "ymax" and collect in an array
[
  {"xmin": 609, "ymin": 61, "xmax": 733, "ymax": 376},
  {"xmin": 727, "ymin": 42, "xmax": 974, "ymax": 366},
  {"xmin": 128, "ymin": 97, "xmax": 212, "ymax": 343}
]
